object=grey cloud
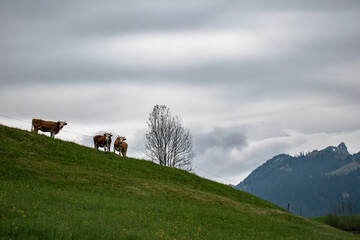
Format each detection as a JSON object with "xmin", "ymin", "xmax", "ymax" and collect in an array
[
  {"xmin": 194, "ymin": 126, "xmax": 248, "ymax": 154},
  {"xmin": 192, "ymin": 126, "xmax": 249, "ymax": 180},
  {"xmin": 0, "ymin": 83, "xmax": 134, "ymax": 123},
  {"xmin": 0, "ymin": 0, "xmax": 220, "ymax": 38},
  {"xmin": 1, "ymin": 1, "xmax": 360, "ymax": 89}
]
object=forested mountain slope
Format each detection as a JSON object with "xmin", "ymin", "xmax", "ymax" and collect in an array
[{"xmin": 236, "ymin": 143, "xmax": 360, "ymax": 218}]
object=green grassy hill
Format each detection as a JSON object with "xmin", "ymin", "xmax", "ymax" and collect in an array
[{"xmin": 0, "ymin": 125, "xmax": 357, "ymax": 240}]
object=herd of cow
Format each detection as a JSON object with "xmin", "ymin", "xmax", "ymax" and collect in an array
[{"xmin": 31, "ymin": 118, "xmax": 128, "ymax": 156}]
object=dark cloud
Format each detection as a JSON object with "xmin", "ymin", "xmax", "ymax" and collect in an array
[{"xmin": 194, "ymin": 126, "xmax": 248, "ymax": 154}]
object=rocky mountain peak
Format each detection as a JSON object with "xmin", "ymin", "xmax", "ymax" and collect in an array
[
  {"xmin": 337, "ymin": 142, "xmax": 349, "ymax": 155},
  {"xmin": 322, "ymin": 142, "xmax": 349, "ymax": 156}
]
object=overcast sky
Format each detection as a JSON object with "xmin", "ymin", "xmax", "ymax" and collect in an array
[{"xmin": 1, "ymin": 0, "xmax": 360, "ymax": 185}]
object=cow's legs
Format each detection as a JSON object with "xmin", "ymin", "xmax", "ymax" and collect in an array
[{"xmin": 32, "ymin": 126, "xmax": 38, "ymax": 134}]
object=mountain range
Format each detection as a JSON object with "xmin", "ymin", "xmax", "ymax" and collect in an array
[{"xmin": 235, "ymin": 142, "xmax": 360, "ymax": 217}]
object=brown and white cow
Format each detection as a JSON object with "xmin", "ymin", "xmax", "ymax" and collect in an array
[
  {"xmin": 94, "ymin": 132, "xmax": 112, "ymax": 152},
  {"xmin": 114, "ymin": 136, "xmax": 128, "ymax": 157},
  {"xmin": 31, "ymin": 118, "xmax": 67, "ymax": 138}
]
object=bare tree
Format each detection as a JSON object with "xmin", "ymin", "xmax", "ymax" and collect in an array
[{"xmin": 145, "ymin": 105, "xmax": 194, "ymax": 170}]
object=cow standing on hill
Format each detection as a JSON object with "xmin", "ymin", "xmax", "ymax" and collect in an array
[
  {"xmin": 31, "ymin": 118, "xmax": 67, "ymax": 138},
  {"xmin": 114, "ymin": 136, "xmax": 128, "ymax": 157},
  {"xmin": 94, "ymin": 133, "xmax": 112, "ymax": 152}
]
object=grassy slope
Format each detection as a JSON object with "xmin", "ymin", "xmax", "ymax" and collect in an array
[
  {"xmin": 312, "ymin": 215, "xmax": 360, "ymax": 233},
  {"xmin": 0, "ymin": 125, "xmax": 357, "ymax": 240}
]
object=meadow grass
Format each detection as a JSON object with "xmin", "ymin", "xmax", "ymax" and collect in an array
[
  {"xmin": 1, "ymin": 125, "xmax": 358, "ymax": 239},
  {"xmin": 312, "ymin": 215, "xmax": 360, "ymax": 233}
]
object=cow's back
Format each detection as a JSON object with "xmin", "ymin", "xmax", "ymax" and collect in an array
[
  {"xmin": 94, "ymin": 135, "xmax": 105, "ymax": 145},
  {"xmin": 32, "ymin": 119, "xmax": 56, "ymax": 131},
  {"xmin": 121, "ymin": 141, "xmax": 128, "ymax": 151},
  {"xmin": 32, "ymin": 118, "xmax": 43, "ymax": 128}
]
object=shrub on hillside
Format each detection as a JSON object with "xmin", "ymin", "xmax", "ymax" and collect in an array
[
  {"xmin": 325, "ymin": 214, "xmax": 360, "ymax": 232},
  {"xmin": 325, "ymin": 214, "xmax": 340, "ymax": 228}
]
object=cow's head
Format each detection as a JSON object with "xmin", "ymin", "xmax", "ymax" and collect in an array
[
  {"xmin": 58, "ymin": 121, "xmax": 67, "ymax": 129},
  {"xmin": 117, "ymin": 136, "xmax": 126, "ymax": 142},
  {"xmin": 104, "ymin": 132, "xmax": 112, "ymax": 142}
]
